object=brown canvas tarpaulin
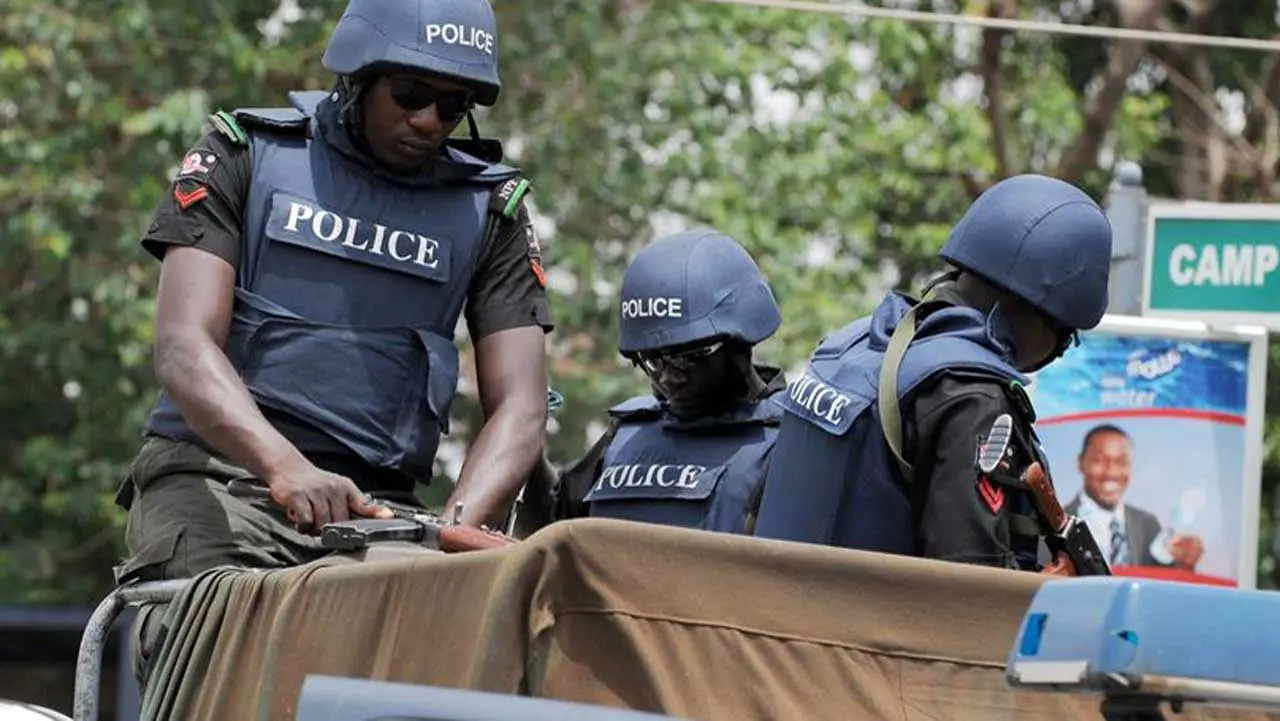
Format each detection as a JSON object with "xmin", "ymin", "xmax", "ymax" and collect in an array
[{"xmin": 140, "ymin": 518, "xmax": 1280, "ymax": 721}]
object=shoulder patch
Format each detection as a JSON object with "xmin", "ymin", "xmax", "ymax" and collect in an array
[
  {"xmin": 208, "ymin": 110, "xmax": 248, "ymax": 147},
  {"xmin": 524, "ymin": 223, "xmax": 547, "ymax": 287},
  {"xmin": 489, "ymin": 176, "xmax": 532, "ymax": 219},
  {"xmin": 176, "ymin": 148, "xmax": 218, "ymax": 181},
  {"xmin": 976, "ymin": 413, "xmax": 1015, "ymax": 475},
  {"xmin": 779, "ymin": 370, "xmax": 866, "ymax": 437},
  {"xmin": 173, "ymin": 181, "xmax": 209, "ymax": 211}
]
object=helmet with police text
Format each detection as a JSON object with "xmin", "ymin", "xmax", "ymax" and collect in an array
[
  {"xmin": 617, "ymin": 229, "xmax": 782, "ymax": 356},
  {"xmin": 938, "ymin": 174, "xmax": 1113, "ymax": 330},
  {"xmin": 322, "ymin": 0, "xmax": 502, "ymax": 106}
]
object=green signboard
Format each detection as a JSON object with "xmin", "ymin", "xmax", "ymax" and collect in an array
[{"xmin": 1143, "ymin": 204, "xmax": 1280, "ymax": 330}]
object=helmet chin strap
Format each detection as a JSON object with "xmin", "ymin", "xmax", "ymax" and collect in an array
[{"xmin": 465, "ymin": 110, "xmax": 482, "ymax": 143}]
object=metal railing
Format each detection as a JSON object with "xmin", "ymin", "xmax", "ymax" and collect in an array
[{"xmin": 72, "ymin": 580, "xmax": 190, "ymax": 721}]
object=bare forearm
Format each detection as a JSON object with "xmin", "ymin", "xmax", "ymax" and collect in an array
[
  {"xmin": 155, "ymin": 333, "xmax": 306, "ymax": 481},
  {"xmin": 447, "ymin": 406, "xmax": 544, "ymax": 527}
]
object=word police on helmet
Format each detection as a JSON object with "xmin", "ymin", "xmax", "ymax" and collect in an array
[
  {"xmin": 621, "ymin": 297, "xmax": 684, "ymax": 320},
  {"xmin": 322, "ymin": 0, "xmax": 503, "ymax": 106},
  {"xmin": 617, "ymin": 229, "xmax": 781, "ymax": 356},
  {"xmin": 425, "ymin": 23, "xmax": 495, "ymax": 55}
]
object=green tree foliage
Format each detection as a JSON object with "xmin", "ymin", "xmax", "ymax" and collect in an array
[{"xmin": 0, "ymin": 0, "xmax": 1273, "ymax": 603}]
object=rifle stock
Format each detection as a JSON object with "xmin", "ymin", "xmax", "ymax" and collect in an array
[
  {"xmin": 1021, "ymin": 462, "xmax": 1112, "ymax": 578},
  {"xmin": 1022, "ymin": 463, "xmax": 1067, "ymax": 533},
  {"xmin": 369, "ymin": 500, "xmax": 520, "ymax": 551},
  {"xmin": 439, "ymin": 524, "xmax": 519, "ymax": 552}
]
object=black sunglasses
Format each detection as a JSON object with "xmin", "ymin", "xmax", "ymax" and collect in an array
[
  {"xmin": 386, "ymin": 76, "xmax": 474, "ymax": 123},
  {"xmin": 633, "ymin": 341, "xmax": 725, "ymax": 375}
]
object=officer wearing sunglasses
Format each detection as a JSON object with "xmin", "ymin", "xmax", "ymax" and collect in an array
[
  {"xmin": 524, "ymin": 229, "xmax": 787, "ymax": 535},
  {"xmin": 115, "ymin": 0, "xmax": 552, "ymax": 686}
]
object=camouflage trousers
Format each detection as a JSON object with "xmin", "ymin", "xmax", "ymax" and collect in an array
[{"xmin": 112, "ymin": 437, "xmax": 332, "ymax": 690}]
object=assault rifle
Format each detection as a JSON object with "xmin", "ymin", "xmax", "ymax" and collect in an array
[
  {"xmin": 226, "ymin": 479, "xmax": 518, "ymax": 554},
  {"xmin": 977, "ymin": 414, "xmax": 1111, "ymax": 578}
]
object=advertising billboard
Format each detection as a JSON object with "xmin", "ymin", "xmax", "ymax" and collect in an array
[{"xmin": 1029, "ymin": 315, "xmax": 1268, "ymax": 588}]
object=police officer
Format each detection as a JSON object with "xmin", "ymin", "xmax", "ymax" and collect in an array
[
  {"xmin": 114, "ymin": 0, "xmax": 552, "ymax": 684},
  {"xmin": 528, "ymin": 229, "xmax": 786, "ymax": 534},
  {"xmin": 753, "ymin": 174, "xmax": 1113, "ymax": 570}
]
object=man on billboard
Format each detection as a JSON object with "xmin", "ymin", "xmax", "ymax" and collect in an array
[{"xmin": 1065, "ymin": 423, "xmax": 1205, "ymax": 570}]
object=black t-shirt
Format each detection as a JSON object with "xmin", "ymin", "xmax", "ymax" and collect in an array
[
  {"xmin": 141, "ymin": 125, "xmax": 555, "ymax": 490},
  {"xmin": 142, "ymin": 129, "xmax": 554, "ymax": 339}
]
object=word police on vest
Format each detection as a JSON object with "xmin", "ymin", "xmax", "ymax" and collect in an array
[
  {"xmin": 622, "ymin": 297, "xmax": 683, "ymax": 319},
  {"xmin": 272, "ymin": 198, "xmax": 447, "ymax": 277},
  {"xmin": 594, "ymin": 464, "xmax": 708, "ymax": 492},
  {"xmin": 789, "ymin": 373, "xmax": 852, "ymax": 428},
  {"xmin": 425, "ymin": 23, "xmax": 495, "ymax": 55},
  {"xmin": 1169, "ymin": 243, "xmax": 1279, "ymax": 287}
]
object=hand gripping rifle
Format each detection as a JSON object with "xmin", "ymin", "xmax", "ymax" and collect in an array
[
  {"xmin": 226, "ymin": 479, "xmax": 518, "ymax": 554},
  {"xmin": 977, "ymin": 414, "xmax": 1111, "ymax": 578}
]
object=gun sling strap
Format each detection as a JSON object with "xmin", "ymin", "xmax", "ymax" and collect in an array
[
  {"xmin": 877, "ymin": 293, "xmax": 1042, "ymax": 540},
  {"xmin": 877, "ymin": 291, "xmax": 943, "ymax": 487}
]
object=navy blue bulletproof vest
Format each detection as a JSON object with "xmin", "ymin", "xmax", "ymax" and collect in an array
[
  {"xmin": 760, "ymin": 292, "xmax": 1046, "ymax": 554},
  {"xmin": 584, "ymin": 393, "xmax": 785, "ymax": 533},
  {"xmin": 145, "ymin": 91, "xmax": 521, "ymax": 481}
]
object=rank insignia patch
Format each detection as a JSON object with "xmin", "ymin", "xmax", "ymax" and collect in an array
[
  {"xmin": 526, "ymin": 226, "xmax": 546, "ymax": 287},
  {"xmin": 976, "ymin": 413, "xmax": 1014, "ymax": 474},
  {"xmin": 977, "ymin": 475, "xmax": 1005, "ymax": 514},
  {"xmin": 174, "ymin": 183, "xmax": 209, "ymax": 210}
]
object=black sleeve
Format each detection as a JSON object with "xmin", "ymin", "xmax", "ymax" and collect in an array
[
  {"xmin": 464, "ymin": 202, "xmax": 555, "ymax": 341},
  {"xmin": 742, "ymin": 446, "xmax": 776, "ymax": 535},
  {"xmin": 139, "ymin": 129, "xmax": 252, "ymax": 267},
  {"xmin": 908, "ymin": 375, "xmax": 1036, "ymax": 568}
]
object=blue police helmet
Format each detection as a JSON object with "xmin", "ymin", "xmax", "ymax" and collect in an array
[
  {"xmin": 617, "ymin": 229, "xmax": 782, "ymax": 356},
  {"xmin": 938, "ymin": 174, "xmax": 1113, "ymax": 330},
  {"xmin": 322, "ymin": 0, "xmax": 502, "ymax": 106}
]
